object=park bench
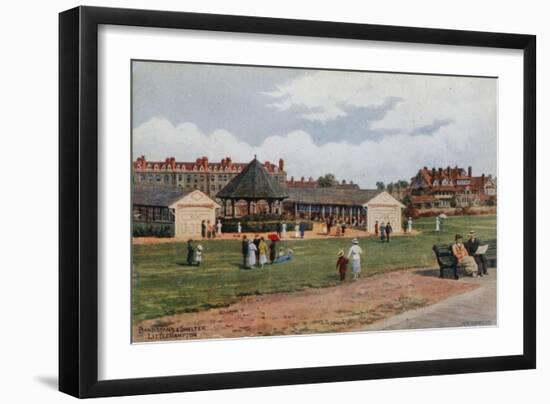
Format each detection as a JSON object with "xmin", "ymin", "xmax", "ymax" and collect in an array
[{"xmin": 432, "ymin": 239, "xmax": 497, "ymax": 279}]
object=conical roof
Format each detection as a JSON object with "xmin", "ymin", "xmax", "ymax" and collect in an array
[{"xmin": 216, "ymin": 157, "xmax": 289, "ymax": 200}]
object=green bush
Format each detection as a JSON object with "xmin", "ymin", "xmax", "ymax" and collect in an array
[
  {"xmin": 222, "ymin": 216, "xmax": 313, "ymax": 233},
  {"xmin": 133, "ymin": 222, "xmax": 174, "ymax": 237}
]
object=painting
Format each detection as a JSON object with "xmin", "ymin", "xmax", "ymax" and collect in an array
[{"xmin": 131, "ymin": 60, "xmax": 497, "ymax": 343}]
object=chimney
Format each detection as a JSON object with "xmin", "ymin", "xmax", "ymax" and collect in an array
[
  {"xmin": 300, "ymin": 176, "xmax": 305, "ymax": 183},
  {"xmin": 279, "ymin": 158, "xmax": 284, "ymax": 172},
  {"xmin": 342, "ymin": 179, "xmax": 347, "ymax": 184},
  {"xmin": 468, "ymin": 166, "xmax": 472, "ymax": 177},
  {"xmin": 290, "ymin": 176, "xmax": 294, "ymax": 183},
  {"xmin": 438, "ymin": 167, "xmax": 443, "ymax": 176},
  {"xmin": 447, "ymin": 166, "xmax": 451, "ymax": 175},
  {"xmin": 481, "ymin": 173, "xmax": 485, "ymax": 184},
  {"xmin": 423, "ymin": 166, "xmax": 428, "ymax": 171},
  {"xmin": 431, "ymin": 167, "xmax": 436, "ymax": 177}
]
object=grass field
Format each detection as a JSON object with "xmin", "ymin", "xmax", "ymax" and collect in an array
[{"xmin": 132, "ymin": 214, "xmax": 496, "ymax": 324}]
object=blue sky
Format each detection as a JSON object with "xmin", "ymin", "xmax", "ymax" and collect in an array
[{"xmin": 132, "ymin": 60, "xmax": 497, "ymax": 188}]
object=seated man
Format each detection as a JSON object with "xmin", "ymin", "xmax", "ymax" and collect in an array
[
  {"xmin": 465, "ymin": 230, "xmax": 488, "ymax": 276},
  {"xmin": 451, "ymin": 234, "xmax": 479, "ymax": 277}
]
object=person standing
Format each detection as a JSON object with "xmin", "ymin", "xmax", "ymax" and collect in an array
[
  {"xmin": 206, "ymin": 220, "xmax": 212, "ymax": 239},
  {"xmin": 247, "ymin": 239, "xmax": 257, "ymax": 268},
  {"xmin": 237, "ymin": 222, "xmax": 242, "ymax": 234},
  {"xmin": 347, "ymin": 238, "xmax": 363, "ymax": 280},
  {"xmin": 380, "ymin": 222, "xmax": 386, "ymax": 242},
  {"xmin": 299, "ymin": 221, "xmax": 305, "ymax": 239},
  {"xmin": 451, "ymin": 234, "xmax": 478, "ymax": 276},
  {"xmin": 465, "ymin": 230, "xmax": 488, "ymax": 276},
  {"xmin": 341, "ymin": 221, "xmax": 347, "ymax": 236},
  {"xmin": 186, "ymin": 239, "xmax": 195, "ymax": 266},
  {"xmin": 258, "ymin": 237, "xmax": 268, "ymax": 268},
  {"xmin": 216, "ymin": 219, "xmax": 222, "ymax": 235},
  {"xmin": 374, "ymin": 220, "xmax": 379, "ymax": 236},
  {"xmin": 294, "ymin": 221, "xmax": 300, "ymax": 239},
  {"xmin": 327, "ymin": 217, "xmax": 333, "ymax": 235},
  {"xmin": 269, "ymin": 239, "xmax": 277, "ymax": 264},
  {"xmin": 276, "ymin": 221, "xmax": 282, "ymax": 239},
  {"xmin": 281, "ymin": 221, "xmax": 287, "ymax": 240},
  {"xmin": 385, "ymin": 222, "xmax": 393, "ymax": 243},
  {"xmin": 241, "ymin": 235, "xmax": 249, "ymax": 268},
  {"xmin": 201, "ymin": 220, "xmax": 206, "ymax": 239},
  {"xmin": 336, "ymin": 250, "xmax": 349, "ymax": 282},
  {"xmin": 195, "ymin": 245, "xmax": 203, "ymax": 266},
  {"xmin": 407, "ymin": 217, "xmax": 413, "ymax": 233},
  {"xmin": 435, "ymin": 216, "xmax": 441, "ymax": 232}
]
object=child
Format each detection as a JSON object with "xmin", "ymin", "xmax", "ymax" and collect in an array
[
  {"xmin": 336, "ymin": 250, "xmax": 349, "ymax": 282},
  {"xmin": 195, "ymin": 244, "xmax": 203, "ymax": 266}
]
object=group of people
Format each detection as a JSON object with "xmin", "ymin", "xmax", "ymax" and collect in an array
[
  {"xmin": 241, "ymin": 235, "xmax": 294, "ymax": 269},
  {"xmin": 200, "ymin": 219, "xmax": 223, "ymax": 239},
  {"xmin": 186, "ymin": 239, "xmax": 204, "ymax": 266},
  {"xmin": 373, "ymin": 221, "xmax": 393, "ymax": 242},
  {"xmin": 321, "ymin": 217, "xmax": 348, "ymax": 237},
  {"xmin": 335, "ymin": 238, "xmax": 364, "ymax": 282},
  {"xmin": 451, "ymin": 231, "xmax": 489, "ymax": 277}
]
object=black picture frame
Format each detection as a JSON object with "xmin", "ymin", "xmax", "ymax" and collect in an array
[{"xmin": 59, "ymin": 6, "xmax": 536, "ymax": 398}]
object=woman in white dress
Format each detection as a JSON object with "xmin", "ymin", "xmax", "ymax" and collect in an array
[
  {"xmin": 294, "ymin": 221, "xmax": 300, "ymax": 239},
  {"xmin": 216, "ymin": 219, "xmax": 222, "ymax": 235},
  {"xmin": 347, "ymin": 238, "xmax": 364, "ymax": 280},
  {"xmin": 237, "ymin": 222, "xmax": 242, "ymax": 234},
  {"xmin": 281, "ymin": 221, "xmax": 287, "ymax": 240},
  {"xmin": 247, "ymin": 240, "xmax": 257, "ymax": 267}
]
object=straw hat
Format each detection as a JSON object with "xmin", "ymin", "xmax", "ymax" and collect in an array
[
  {"xmin": 197, "ymin": 244, "xmax": 203, "ymax": 251},
  {"xmin": 337, "ymin": 250, "xmax": 345, "ymax": 257},
  {"xmin": 352, "ymin": 238, "xmax": 359, "ymax": 244},
  {"xmin": 468, "ymin": 230, "xmax": 476, "ymax": 235}
]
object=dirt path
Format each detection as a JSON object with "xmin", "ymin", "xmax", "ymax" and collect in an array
[
  {"xmin": 133, "ymin": 269, "xmax": 478, "ymax": 342},
  {"xmin": 133, "ymin": 222, "xmax": 419, "ymax": 245}
]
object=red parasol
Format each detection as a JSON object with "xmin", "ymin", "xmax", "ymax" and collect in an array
[{"xmin": 267, "ymin": 233, "xmax": 280, "ymax": 241}]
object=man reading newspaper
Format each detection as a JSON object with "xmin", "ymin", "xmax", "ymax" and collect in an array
[{"xmin": 465, "ymin": 230, "xmax": 489, "ymax": 276}]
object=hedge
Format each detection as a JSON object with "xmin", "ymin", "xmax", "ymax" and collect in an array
[
  {"xmin": 133, "ymin": 222, "xmax": 174, "ymax": 237},
  {"xmin": 222, "ymin": 217, "xmax": 313, "ymax": 233}
]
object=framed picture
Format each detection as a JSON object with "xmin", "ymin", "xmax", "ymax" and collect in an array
[{"xmin": 59, "ymin": 6, "xmax": 536, "ymax": 398}]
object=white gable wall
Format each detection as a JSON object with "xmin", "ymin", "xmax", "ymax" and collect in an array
[
  {"xmin": 169, "ymin": 191, "xmax": 221, "ymax": 238},
  {"xmin": 364, "ymin": 191, "xmax": 405, "ymax": 234}
]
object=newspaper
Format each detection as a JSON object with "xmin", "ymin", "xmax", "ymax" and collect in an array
[{"xmin": 474, "ymin": 244, "xmax": 489, "ymax": 255}]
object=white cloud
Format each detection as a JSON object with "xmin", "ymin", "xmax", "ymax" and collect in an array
[
  {"xmin": 133, "ymin": 117, "xmax": 496, "ymax": 188},
  {"xmin": 265, "ymin": 70, "xmax": 497, "ymax": 137}
]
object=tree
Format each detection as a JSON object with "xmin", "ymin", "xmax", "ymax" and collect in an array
[
  {"xmin": 401, "ymin": 194, "xmax": 412, "ymax": 206},
  {"xmin": 387, "ymin": 182, "xmax": 394, "ymax": 193},
  {"xmin": 375, "ymin": 181, "xmax": 385, "ymax": 191},
  {"xmin": 450, "ymin": 195, "xmax": 457, "ymax": 208},
  {"xmin": 397, "ymin": 180, "xmax": 409, "ymax": 189},
  {"xmin": 317, "ymin": 173, "xmax": 337, "ymax": 188}
]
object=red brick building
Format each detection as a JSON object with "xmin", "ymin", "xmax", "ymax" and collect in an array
[
  {"xmin": 133, "ymin": 155, "xmax": 287, "ymax": 196},
  {"xmin": 408, "ymin": 166, "xmax": 496, "ymax": 209}
]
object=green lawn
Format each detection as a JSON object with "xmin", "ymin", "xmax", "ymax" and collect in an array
[{"xmin": 132, "ymin": 214, "xmax": 496, "ymax": 324}]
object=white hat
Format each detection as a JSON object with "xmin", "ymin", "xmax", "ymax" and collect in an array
[
  {"xmin": 197, "ymin": 245, "xmax": 203, "ymax": 251},
  {"xmin": 352, "ymin": 238, "xmax": 359, "ymax": 244}
]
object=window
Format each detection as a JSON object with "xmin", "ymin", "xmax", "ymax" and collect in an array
[
  {"xmin": 178, "ymin": 174, "xmax": 182, "ymax": 181},
  {"xmin": 155, "ymin": 175, "xmax": 161, "ymax": 182}
]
